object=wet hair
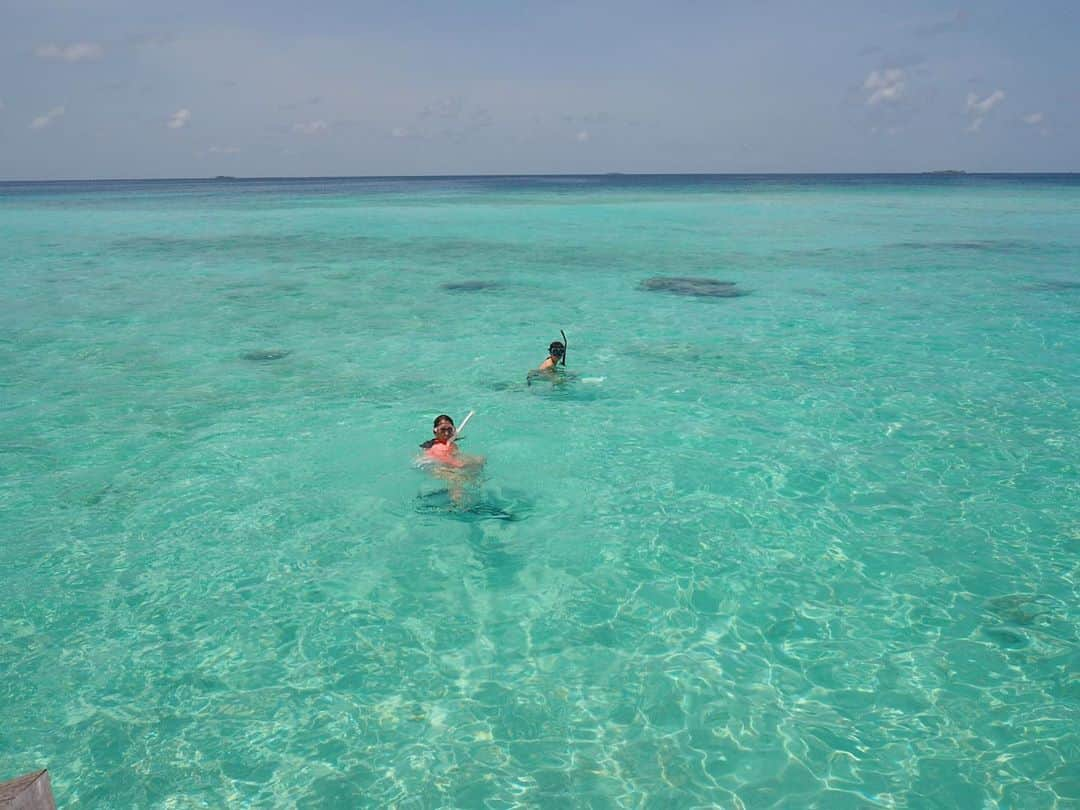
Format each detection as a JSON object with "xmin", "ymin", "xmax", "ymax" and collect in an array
[{"xmin": 549, "ymin": 341, "xmax": 565, "ymax": 357}]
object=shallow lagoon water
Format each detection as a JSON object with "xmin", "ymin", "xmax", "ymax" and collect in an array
[{"xmin": 1, "ymin": 175, "xmax": 1079, "ymax": 807}]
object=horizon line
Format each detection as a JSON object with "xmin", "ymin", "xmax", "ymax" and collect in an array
[{"xmin": 3, "ymin": 170, "xmax": 1080, "ymax": 184}]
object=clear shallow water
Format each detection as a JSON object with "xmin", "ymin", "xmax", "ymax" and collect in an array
[{"xmin": 1, "ymin": 174, "xmax": 1078, "ymax": 807}]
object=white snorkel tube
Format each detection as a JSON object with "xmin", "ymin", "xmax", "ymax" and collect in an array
[{"xmin": 450, "ymin": 410, "xmax": 474, "ymax": 443}]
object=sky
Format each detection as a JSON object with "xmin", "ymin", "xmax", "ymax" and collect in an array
[{"xmin": 1, "ymin": 0, "xmax": 1077, "ymax": 179}]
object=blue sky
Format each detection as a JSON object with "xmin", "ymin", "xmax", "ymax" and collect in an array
[{"xmin": 1, "ymin": 0, "xmax": 1077, "ymax": 179}]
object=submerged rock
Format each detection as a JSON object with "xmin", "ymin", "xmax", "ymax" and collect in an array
[
  {"xmin": 441, "ymin": 280, "xmax": 502, "ymax": 292},
  {"xmin": 639, "ymin": 276, "xmax": 748, "ymax": 298},
  {"xmin": 1024, "ymin": 280, "xmax": 1080, "ymax": 292},
  {"xmin": 243, "ymin": 349, "xmax": 291, "ymax": 362}
]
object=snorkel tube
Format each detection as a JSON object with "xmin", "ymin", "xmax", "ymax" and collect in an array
[
  {"xmin": 560, "ymin": 329, "xmax": 568, "ymax": 366},
  {"xmin": 450, "ymin": 410, "xmax": 475, "ymax": 443}
]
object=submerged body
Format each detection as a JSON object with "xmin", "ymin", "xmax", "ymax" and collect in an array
[
  {"xmin": 526, "ymin": 365, "xmax": 573, "ymax": 387},
  {"xmin": 418, "ymin": 414, "xmax": 484, "ymax": 502}
]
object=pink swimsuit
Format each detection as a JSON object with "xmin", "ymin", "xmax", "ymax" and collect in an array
[{"xmin": 424, "ymin": 441, "xmax": 465, "ymax": 468}]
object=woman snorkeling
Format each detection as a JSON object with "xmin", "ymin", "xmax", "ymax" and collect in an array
[
  {"xmin": 419, "ymin": 414, "xmax": 483, "ymax": 469},
  {"xmin": 418, "ymin": 414, "xmax": 484, "ymax": 502}
]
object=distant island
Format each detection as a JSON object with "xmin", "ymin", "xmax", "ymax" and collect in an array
[
  {"xmin": 213, "ymin": 175, "xmax": 239, "ymax": 180},
  {"xmin": 922, "ymin": 170, "xmax": 967, "ymax": 176}
]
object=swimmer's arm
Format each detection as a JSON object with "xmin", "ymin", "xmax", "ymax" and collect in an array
[
  {"xmin": 527, "ymin": 359, "xmax": 556, "ymax": 383},
  {"xmin": 459, "ymin": 453, "xmax": 485, "ymax": 469}
]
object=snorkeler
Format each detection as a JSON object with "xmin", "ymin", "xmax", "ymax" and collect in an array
[
  {"xmin": 419, "ymin": 414, "xmax": 484, "ymax": 470},
  {"xmin": 418, "ymin": 413, "xmax": 484, "ymax": 505},
  {"xmin": 527, "ymin": 330, "xmax": 568, "ymax": 385}
]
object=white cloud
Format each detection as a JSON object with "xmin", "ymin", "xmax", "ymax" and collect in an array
[
  {"xmin": 293, "ymin": 120, "xmax": 328, "ymax": 135},
  {"xmin": 207, "ymin": 145, "xmax": 241, "ymax": 154},
  {"xmin": 1023, "ymin": 112, "xmax": 1044, "ymax": 125},
  {"xmin": 391, "ymin": 127, "xmax": 410, "ymax": 138},
  {"xmin": 576, "ymin": 130, "xmax": 590, "ymax": 143},
  {"xmin": 35, "ymin": 42, "xmax": 104, "ymax": 62},
  {"xmin": 864, "ymin": 68, "xmax": 905, "ymax": 105},
  {"xmin": 29, "ymin": 106, "xmax": 65, "ymax": 129},
  {"xmin": 964, "ymin": 90, "xmax": 1004, "ymax": 134},
  {"xmin": 966, "ymin": 90, "xmax": 1004, "ymax": 116},
  {"xmin": 167, "ymin": 108, "xmax": 191, "ymax": 129}
]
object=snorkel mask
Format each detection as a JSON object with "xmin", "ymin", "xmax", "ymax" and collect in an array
[
  {"xmin": 549, "ymin": 341, "xmax": 565, "ymax": 359},
  {"xmin": 433, "ymin": 415, "xmax": 455, "ymax": 440}
]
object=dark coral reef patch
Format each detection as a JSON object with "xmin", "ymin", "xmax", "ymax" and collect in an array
[{"xmin": 639, "ymin": 277, "xmax": 749, "ymax": 298}]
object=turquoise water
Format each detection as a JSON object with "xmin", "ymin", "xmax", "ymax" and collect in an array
[{"xmin": 2, "ymin": 175, "xmax": 1078, "ymax": 807}]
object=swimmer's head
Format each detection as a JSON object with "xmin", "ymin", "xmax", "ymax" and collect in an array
[
  {"xmin": 432, "ymin": 414, "xmax": 455, "ymax": 441},
  {"xmin": 549, "ymin": 341, "xmax": 566, "ymax": 358}
]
